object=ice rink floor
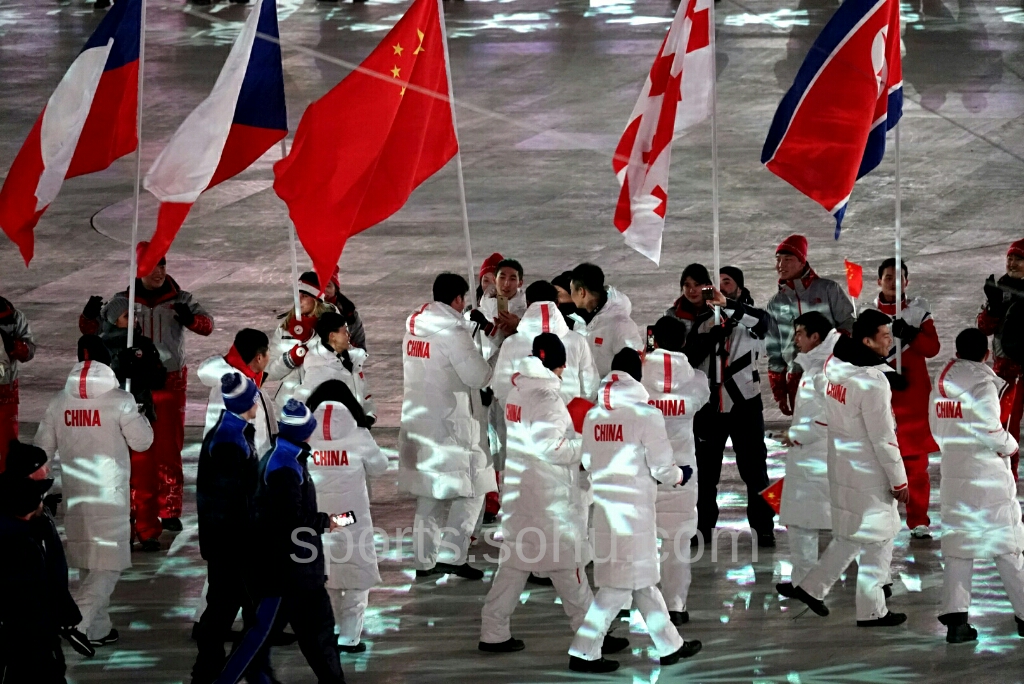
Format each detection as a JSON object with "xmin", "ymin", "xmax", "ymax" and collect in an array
[{"xmin": 1, "ymin": 0, "xmax": 1023, "ymax": 678}]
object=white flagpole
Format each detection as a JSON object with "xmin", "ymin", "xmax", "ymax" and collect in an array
[
  {"xmin": 709, "ymin": 0, "xmax": 721, "ymax": 322},
  {"xmin": 125, "ymin": 0, "xmax": 147, "ymax": 391},
  {"xmin": 280, "ymin": 139, "xmax": 302, "ymax": 321},
  {"xmin": 894, "ymin": 122, "xmax": 902, "ymax": 373},
  {"xmin": 435, "ymin": 0, "xmax": 476, "ymax": 303}
]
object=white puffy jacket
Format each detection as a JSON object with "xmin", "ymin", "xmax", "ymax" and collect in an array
[
  {"xmin": 500, "ymin": 356, "xmax": 586, "ymax": 571},
  {"xmin": 398, "ymin": 302, "xmax": 495, "ymax": 500},
  {"xmin": 197, "ymin": 355, "xmax": 278, "ymax": 457},
  {"xmin": 478, "ymin": 289, "xmax": 528, "ymax": 360},
  {"xmin": 822, "ymin": 345, "xmax": 907, "ymax": 542},
  {"xmin": 308, "ymin": 401, "xmax": 389, "ymax": 590},
  {"xmin": 35, "ymin": 361, "xmax": 154, "ymax": 571},
  {"xmin": 295, "ymin": 339, "xmax": 376, "ymax": 419},
  {"xmin": 779, "ymin": 330, "xmax": 839, "ymax": 530},
  {"xmin": 584, "ymin": 372, "xmax": 683, "ymax": 590},
  {"xmin": 642, "ymin": 349, "xmax": 709, "ymax": 541},
  {"xmin": 574, "ymin": 287, "xmax": 644, "ymax": 377},
  {"xmin": 931, "ymin": 358, "xmax": 1023, "ymax": 560},
  {"xmin": 493, "ymin": 301, "xmax": 601, "ymax": 406}
]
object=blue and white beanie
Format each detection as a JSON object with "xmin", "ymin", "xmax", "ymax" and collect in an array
[
  {"xmin": 278, "ymin": 398, "xmax": 317, "ymax": 444},
  {"xmin": 221, "ymin": 372, "xmax": 258, "ymax": 415}
]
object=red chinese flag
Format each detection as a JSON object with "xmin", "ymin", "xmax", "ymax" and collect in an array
[
  {"xmin": 844, "ymin": 259, "xmax": 863, "ymax": 299},
  {"xmin": 273, "ymin": 0, "xmax": 458, "ymax": 288},
  {"xmin": 566, "ymin": 397, "xmax": 595, "ymax": 435},
  {"xmin": 760, "ymin": 478, "xmax": 784, "ymax": 515}
]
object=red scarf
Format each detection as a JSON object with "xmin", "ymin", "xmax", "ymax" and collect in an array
[{"xmin": 224, "ymin": 345, "xmax": 265, "ymax": 387}]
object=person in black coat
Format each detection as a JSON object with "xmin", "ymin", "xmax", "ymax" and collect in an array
[
  {"xmin": 190, "ymin": 373, "xmax": 267, "ymax": 684},
  {"xmin": 218, "ymin": 399, "xmax": 345, "ymax": 684},
  {"xmin": 0, "ymin": 441, "xmax": 91, "ymax": 684}
]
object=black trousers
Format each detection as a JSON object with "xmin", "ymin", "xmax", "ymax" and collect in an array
[
  {"xmin": 220, "ymin": 584, "xmax": 344, "ymax": 684},
  {"xmin": 694, "ymin": 394, "xmax": 775, "ymax": 536},
  {"xmin": 0, "ymin": 634, "xmax": 66, "ymax": 684},
  {"xmin": 191, "ymin": 559, "xmax": 263, "ymax": 684}
]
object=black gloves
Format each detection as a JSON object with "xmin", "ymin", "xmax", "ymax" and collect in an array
[
  {"xmin": 43, "ymin": 492, "xmax": 62, "ymax": 516},
  {"xmin": 891, "ymin": 318, "xmax": 919, "ymax": 343},
  {"xmin": 885, "ymin": 371, "xmax": 909, "ymax": 391},
  {"xmin": 0, "ymin": 328, "xmax": 12, "ymax": 354},
  {"xmin": 469, "ymin": 309, "xmax": 494, "ymax": 336},
  {"xmin": 681, "ymin": 465, "xmax": 693, "ymax": 486},
  {"xmin": 985, "ymin": 274, "xmax": 1008, "ymax": 314},
  {"xmin": 480, "ymin": 387, "xmax": 494, "ymax": 407},
  {"xmin": 172, "ymin": 302, "xmax": 195, "ymax": 327},
  {"xmin": 83, "ymin": 295, "xmax": 104, "ymax": 320}
]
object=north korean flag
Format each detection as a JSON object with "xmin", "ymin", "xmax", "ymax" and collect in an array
[
  {"xmin": 761, "ymin": 0, "xmax": 903, "ymax": 236},
  {"xmin": 139, "ymin": 0, "xmax": 287, "ymax": 276},
  {"xmin": 0, "ymin": 0, "xmax": 141, "ymax": 265}
]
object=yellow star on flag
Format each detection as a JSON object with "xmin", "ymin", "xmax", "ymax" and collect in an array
[
  {"xmin": 393, "ymin": 43, "xmax": 403, "ymax": 56},
  {"xmin": 413, "ymin": 29, "xmax": 425, "ymax": 55},
  {"xmin": 391, "ymin": 65, "xmax": 401, "ymax": 78}
]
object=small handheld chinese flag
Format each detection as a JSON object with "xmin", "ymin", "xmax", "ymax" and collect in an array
[
  {"xmin": 844, "ymin": 259, "xmax": 863, "ymax": 299},
  {"xmin": 760, "ymin": 478, "xmax": 784, "ymax": 515}
]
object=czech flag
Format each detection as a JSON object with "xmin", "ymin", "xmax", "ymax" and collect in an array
[
  {"xmin": 761, "ymin": 0, "xmax": 903, "ymax": 237},
  {"xmin": 0, "ymin": 0, "xmax": 141, "ymax": 265},
  {"xmin": 139, "ymin": 0, "xmax": 286, "ymax": 276}
]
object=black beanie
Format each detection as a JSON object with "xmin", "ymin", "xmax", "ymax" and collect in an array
[
  {"xmin": 0, "ymin": 475, "xmax": 52, "ymax": 517},
  {"xmin": 611, "ymin": 348, "xmax": 642, "ymax": 382},
  {"xmin": 720, "ymin": 266, "xmax": 744, "ymax": 290},
  {"xmin": 3, "ymin": 440, "xmax": 47, "ymax": 479},
  {"xmin": 532, "ymin": 332, "xmax": 567, "ymax": 371}
]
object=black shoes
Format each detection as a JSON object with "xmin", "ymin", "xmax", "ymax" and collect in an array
[
  {"xmin": 670, "ymin": 610, "xmax": 689, "ymax": 626},
  {"xmin": 94, "ymin": 0, "xmax": 110, "ymax": 8},
  {"xmin": 569, "ymin": 656, "xmax": 619, "ymax": 673},
  {"xmin": 527, "ymin": 573, "xmax": 553, "ymax": 586},
  {"xmin": 479, "ymin": 638, "xmax": 525, "ymax": 653},
  {"xmin": 857, "ymin": 611, "xmax": 907, "ymax": 627},
  {"xmin": 138, "ymin": 538, "xmax": 160, "ymax": 552},
  {"xmin": 1017, "ymin": 616, "xmax": 1024, "ymax": 637},
  {"xmin": 776, "ymin": 582, "xmax": 829, "ymax": 616},
  {"xmin": 435, "ymin": 562, "xmax": 484, "ymax": 580},
  {"xmin": 161, "ymin": 517, "xmax": 183, "ymax": 532},
  {"xmin": 939, "ymin": 613, "xmax": 977, "ymax": 643},
  {"xmin": 339, "ymin": 642, "xmax": 367, "ymax": 653},
  {"xmin": 89, "ymin": 629, "xmax": 119, "ymax": 647},
  {"xmin": 602, "ymin": 634, "xmax": 629, "ymax": 654},
  {"xmin": 415, "ymin": 567, "xmax": 442, "ymax": 578},
  {"xmin": 482, "ymin": 512, "xmax": 497, "ymax": 525},
  {"xmin": 660, "ymin": 640, "xmax": 702, "ymax": 665},
  {"xmin": 61, "ymin": 627, "xmax": 96, "ymax": 658}
]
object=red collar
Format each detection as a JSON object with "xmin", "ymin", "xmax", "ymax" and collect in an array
[
  {"xmin": 224, "ymin": 346, "xmax": 264, "ymax": 387},
  {"xmin": 874, "ymin": 294, "xmax": 907, "ymax": 315},
  {"xmin": 129, "ymin": 275, "xmax": 182, "ymax": 307},
  {"xmin": 778, "ymin": 264, "xmax": 818, "ymax": 290}
]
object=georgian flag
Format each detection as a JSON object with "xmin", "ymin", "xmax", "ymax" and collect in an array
[
  {"xmin": 612, "ymin": 0, "xmax": 713, "ymax": 265},
  {"xmin": 761, "ymin": 0, "xmax": 903, "ymax": 236},
  {"xmin": 0, "ymin": 0, "xmax": 141, "ymax": 265}
]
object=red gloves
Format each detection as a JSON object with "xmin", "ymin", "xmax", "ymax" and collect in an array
[
  {"xmin": 287, "ymin": 314, "xmax": 317, "ymax": 342},
  {"xmin": 287, "ymin": 344, "xmax": 307, "ymax": 367},
  {"xmin": 768, "ymin": 370, "xmax": 793, "ymax": 416},
  {"xmin": 567, "ymin": 397, "xmax": 595, "ymax": 434}
]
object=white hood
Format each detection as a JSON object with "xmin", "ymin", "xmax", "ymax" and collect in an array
[
  {"xmin": 406, "ymin": 301, "xmax": 466, "ymax": 338},
  {"xmin": 511, "ymin": 355, "xmax": 562, "ymax": 394},
  {"xmin": 597, "ymin": 371, "xmax": 649, "ymax": 410},
  {"xmin": 197, "ymin": 355, "xmax": 234, "ymax": 389},
  {"xmin": 64, "ymin": 360, "xmax": 118, "ymax": 399},
  {"xmin": 597, "ymin": 287, "xmax": 633, "ymax": 321},
  {"xmin": 935, "ymin": 358, "xmax": 1001, "ymax": 401},
  {"xmin": 312, "ymin": 400, "xmax": 359, "ymax": 442},
  {"xmin": 643, "ymin": 349, "xmax": 696, "ymax": 395},
  {"xmin": 517, "ymin": 301, "xmax": 570, "ymax": 339}
]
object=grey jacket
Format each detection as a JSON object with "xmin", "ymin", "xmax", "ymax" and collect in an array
[
  {"xmin": 766, "ymin": 266, "xmax": 855, "ymax": 374},
  {"xmin": 0, "ymin": 297, "xmax": 35, "ymax": 388}
]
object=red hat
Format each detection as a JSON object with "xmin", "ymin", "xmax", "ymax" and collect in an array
[
  {"xmin": 1008, "ymin": 240, "xmax": 1024, "ymax": 259},
  {"xmin": 298, "ymin": 271, "xmax": 322, "ymax": 300},
  {"xmin": 479, "ymin": 253, "xmax": 503, "ymax": 281},
  {"xmin": 776, "ymin": 234, "xmax": 808, "ymax": 263}
]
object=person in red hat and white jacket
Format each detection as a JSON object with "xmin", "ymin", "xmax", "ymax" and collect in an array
[
  {"xmin": 766, "ymin": 234, "xmax": 856, "ymax": 416},
  {"xmin": 869, "ymin": 259, "xmax": 940, "ymax": 538},
  {"xmin": 79, "ymin": 243, "xmax": 212, "ymax": 536},
  {"xmin": 0, "ymin": 294, "xmax": 35, "ymax": 472},
  {"xmin": 266, "ymin": 271, "xmax": 338, "ymax": 404},
  {"xmin": 978, "ymin": 238, "xmax": 1024, "ymax": 480}
]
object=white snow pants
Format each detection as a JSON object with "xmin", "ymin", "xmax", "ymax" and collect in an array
[
  {"xmin": 413, "ymin": 495, "xmax": 485, "ymax": 570},
  {"xmin": 569, "ymin": 586, "xmax": 683, "ymax": 660},
  {"xmin": 788, "ymin": 526, "xmax": 823, "ymax": 587},
  {"xmin": 480, "ymin": 565, "xmax": 593, "ymax": 644},
  {"xmin": 660, "ymin": 550, "xmax": 692, "ymax": 612},
  {"xmin": 941, "ymin": 553, "xmax": 1024, "ymax": 619},
  {"xmin": 76, "ymin": 569, "xmax": 121, "ymax": 639},
  {"xmin": 799, "ymin": 536, "xmax": 893, "ymax": 621},
  {"xmin": 328, "ymin": 588, "xmax": 371, "ymax": 646}
]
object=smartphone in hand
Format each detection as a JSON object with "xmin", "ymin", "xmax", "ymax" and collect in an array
[
  {"xmin": 646, "ymin": 325, "xmax": 656, "ymax": 352},
  {"xmin": 331, "ymin": 511, "xmax": 357, "ymax": 528}
]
